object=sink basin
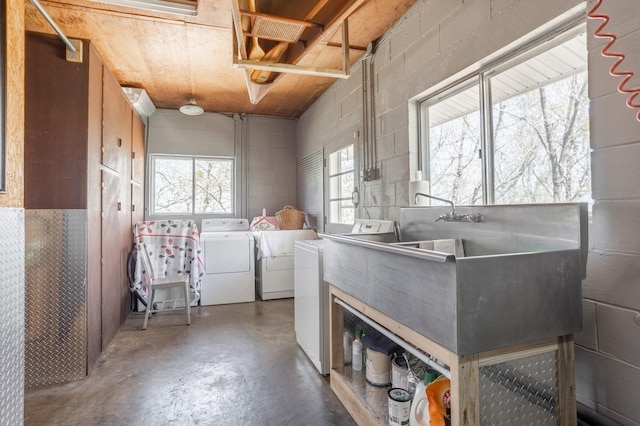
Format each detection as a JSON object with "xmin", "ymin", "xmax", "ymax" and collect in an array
[
  {"xmin": 338, "ymin": 231, "xmax": 397, "ymax": 243},
  {"xmin": 392, "ymin": 239, "xmax": 465, "ymax": 257},
  {"xmin": 321, "ymin": 203, "xmax": 588, "ymax": 355},
  {"xmin": 392, "ymin": 232, "xmax": 579, "ymax": 257}
]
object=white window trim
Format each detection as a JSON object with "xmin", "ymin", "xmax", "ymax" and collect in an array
[{"xmin": 326, "ymin": 144, "xmax": 356, "ymax": 227}]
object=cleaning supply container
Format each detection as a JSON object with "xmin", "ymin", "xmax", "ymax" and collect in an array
[
  {"xmin": 409, "ymin": 369, "xmax": 441, "ymax": 426},
  {"xmin": 388, "ymin": 388, "xmax": 411, "ymax": 426},
  {"xmin": 352, "ymin": 329, "xmax": 363, "ymax": 371}
]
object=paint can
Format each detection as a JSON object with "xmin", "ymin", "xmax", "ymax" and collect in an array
[
  {"xmin": 362, "ymin": 329, "xmax": 400, "ymax": 386},
  {"xmin": 388, "ymin": 388, "xmax": 411, "ymax": 426},
  {"xmin": 365, "ymin": 347, "xmax": 392, "ymax": 386},
  {"xmin": 391, "ymin": 353, "xmax": 409, "ymax": 390}
]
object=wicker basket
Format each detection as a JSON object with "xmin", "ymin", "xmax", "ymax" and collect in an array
[{"xmin": 275, "ymin": 205, "xmax": 305, "ymax": 230}]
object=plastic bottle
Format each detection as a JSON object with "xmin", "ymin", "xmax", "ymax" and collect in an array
[
  {"xmin": 409, "ymin": 378, "xmax": 428, "ymax": 426},
  {"xmin": 352, "ymin": 329, "xmax": 363, "ymax": 371},
  {"xmin": 409, "ymin": 369, "xmax": 440, "ymax": 426}
]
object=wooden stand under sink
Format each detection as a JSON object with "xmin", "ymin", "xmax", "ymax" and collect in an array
[{"xmin": 329, "ymin": 285, "xmax": 577, "ymax": 425}]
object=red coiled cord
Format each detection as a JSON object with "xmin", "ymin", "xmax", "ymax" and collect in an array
[{"xmin": 588, "ymin": 0, "xmax": 640, "ymax": 121}]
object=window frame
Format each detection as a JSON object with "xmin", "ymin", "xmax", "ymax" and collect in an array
[
  {"xmin": 149, "ymin": 153, "xmax": 235, "ymax": 216},
  {"xmin": 326, "ymin": 144, "xmax": 355, "ymax": 226},
  {"xmin": 418, "ymin": 22, "xmax": 589, "ymax": 206}
]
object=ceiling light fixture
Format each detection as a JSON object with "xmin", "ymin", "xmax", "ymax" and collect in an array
[
  {"xmin": 179, "ymin": 99, "xmax": 204, "ymax": 116},
  {"xmin": 90, "ymin": 0, "xmax": 197, "ymax": 17}
]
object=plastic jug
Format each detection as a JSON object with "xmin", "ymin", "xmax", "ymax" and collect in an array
[
  {"xmin": 409, "ymin": 369, "xmax": 439, "ymax": 426},
  {"xmin": 409, "ymin": 380, "xmax": 428, "ymax": 426}
]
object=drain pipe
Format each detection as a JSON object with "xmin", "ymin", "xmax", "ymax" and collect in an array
[
  {"xmin": 334, "ymin": 297, "xmax": 451, "ymax": 379},
  {"xmin": 29, "ymin": 0, "xmax": 82, "ymax": 61}
]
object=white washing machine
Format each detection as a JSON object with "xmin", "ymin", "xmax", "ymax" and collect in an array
[
  {"xmin": 200, "ymin": 218, "xmax": 255, "ymax": 305},
  {"xmin": 293, "ymin": 219, "xmax": 396, "ymax": 375}
]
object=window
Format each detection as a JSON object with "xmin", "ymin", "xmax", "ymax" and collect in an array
[
  {"xmin": 421, "ymin": 25, "xmax": 591, "ymax": 206},
  {"xmin": 328, "ymin": 145, "xmax": 355, "ymax": 225},
  {"xmin": 151, "ymin": 155, "xmax": 234, "ymax": 215}
]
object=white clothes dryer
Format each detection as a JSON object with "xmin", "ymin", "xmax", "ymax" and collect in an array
[
  {"xmin": 200, "ymin": 219, "xmax": 255, "ymax": 305},
  {"xmin": 254, "ymin": 229, "xmax": 317, "ymax": 300}
]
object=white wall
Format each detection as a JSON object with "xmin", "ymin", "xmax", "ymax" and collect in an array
[
  {"xmin": 298, "ymin": 0, "xmax": 640, "ymax": 423},
  {"xmin": 147, "ymin": 110, "xmax": 298, "ymax": 225}
]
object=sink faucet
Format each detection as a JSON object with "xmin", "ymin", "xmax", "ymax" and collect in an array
[{"xmin": 414, "ymin": 192, "xmax": 482, "ymax": 223}]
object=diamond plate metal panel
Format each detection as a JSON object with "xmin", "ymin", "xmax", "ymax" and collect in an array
[
  {"xmin": 25, "ymin": 210, "xmax": 88, "ymax": 388},
  {"xmin": 480, "ymin": 351, "xmax": 559, "ymax": 425},
  {"xmin": 0, "ymin": 208, "xmax": 25, "ymax": 426}
]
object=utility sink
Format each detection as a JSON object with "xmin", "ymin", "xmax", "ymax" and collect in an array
[
  {"xmin": 392, "ymin": 239, "xmax": 465, "ymax": 257},
  {"xmin": 321, "ymin": 203, "xmax": 588, "ymax": 355}
]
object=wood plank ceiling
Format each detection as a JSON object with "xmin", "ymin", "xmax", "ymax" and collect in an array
[{"xmin": 24, "ymin": 0, "xmax": 419, "ymax": 117}]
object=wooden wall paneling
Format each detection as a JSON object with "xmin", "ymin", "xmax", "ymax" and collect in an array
[
  {"xmin": 101, "ymin": 169, "xmax": 123, "ymax": 349},
  {"xmin": 119, "ymin": 152, "xmax": 132, "ymax": 325},
  {"xmin": 24, "ymin": 34, "xmax": 89, "ymax": 209},
  {"xmin": 119, "ymin": 98, "xmax": 133, "ymax": 324},
  {"xmin": 86, "ymin": 44, "xmax": 105, "ymax": 373},
  {"xmin": 102, "ymin": 70, "xmax": 130, "ymax": 173},
  {"xmin": 131, "ymin": 111, "xmax": 145, "ymax": 228},
  {"xmin": 131, "ymin": 113, "xmax": 145, "ymax": 184},
  {"xmin": 131, "ymin": 182, "xmax": 144, "ymax": 227},
  {"xmin": 101, "ymin": 63, "xmax": 135, "ymax": 351},
  {"xmin": 102, "ymin": 67, "xmax": 134, "ymax": 329},
  {"xmin": 25, "ymin": 32, "xmax": 140, "ymax": 367}
]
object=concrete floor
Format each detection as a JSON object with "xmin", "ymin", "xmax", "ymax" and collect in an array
[{"xmin": 24, "ymin": 299, "xmax": 356, "ymax": 425}]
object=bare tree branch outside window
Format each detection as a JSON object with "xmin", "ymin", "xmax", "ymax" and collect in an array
[
  {"xmin": 492, "ymin": 73, "xmax": 590, "ymax": 204},
  {"xmin": 152, "ymin": 156, "xmax": 234, "ymax": 215},
  {"xmin": 425, "ymin": 30, "xmax": 590, "ymax": 207}
]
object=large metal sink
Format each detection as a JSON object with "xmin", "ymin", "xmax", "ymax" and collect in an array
[{"xmin": 321, "ymin": 203, "xmax": 588, "ymax": 355}]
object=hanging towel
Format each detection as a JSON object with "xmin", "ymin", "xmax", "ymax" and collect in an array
[{"xmin": 133, "ymin": 220, "xmax": 204, "ymax": 305}]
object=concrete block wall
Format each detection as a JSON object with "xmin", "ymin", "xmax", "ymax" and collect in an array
[
  {"xmin": 296, "ymin": 62, "xmax": 366, "ymax": 226},
  {"xmin": 246, "ymin": 116, "xmax": 298, "ymax": 220},
  {"xmin": 297, "ymin": 65, "xmax": 364, "ymax": 161},
  {"xmin": 579, "ymin": 0, "xmax": 640, "ymax": 423},
  {"xmin": 147, "ymin": 110, "xmax": 238, "ymax": 226},
  {"xmin": 148, "ymin": 109, "xmax": 236, "ymax": 156},
  {"xmin": 298, "ymin": 0, "xmax": 640, "ymax": 423},
  {"xmin": 147, "ymin": 110, "xmax": 297, "ymax": 225},
  {"xmin": 299, "ymin": 0, "xmax": 585, "ymax": 221}
]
